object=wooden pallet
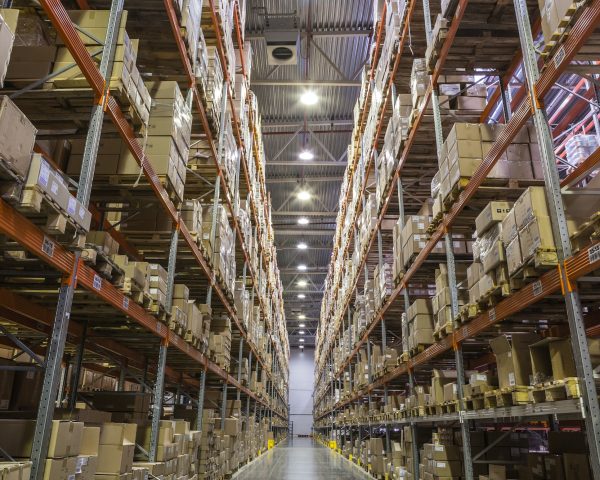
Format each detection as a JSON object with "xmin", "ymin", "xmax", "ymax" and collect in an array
[
  {"xmin": 440, "ymin": 400, "xmax": 460, "ymax": 413},
  {"xmin": 571, "ymin": 212, "xmax": 600, "ymax": 253},
  {"xmin": 82, "ymin": 245, "xmax": 125, "ymax": 287},
  {"xmin": 17, "ymin": 187, "xmax": 87, "ymax": 247},
  {"xmin": 433, "ymin": 320, "xmax": 453, "ymax": 340},
  {"xmin": 484, "ymin": 386, "xmax": 530, "ymax": 408},
  {"xmin": 458, "ymin": 302, "xmax": 482, "ymax": 324},
  {"xmin": 465, "ymin": 395, "xmax": 485, "ymax": 411},
  {"xmin": 530, "ymin": 377, "xmax": 581, "ymax": 403},
  {"xmin": 512, "ymin": 248, "xmax": 559, "ymax": 281}
]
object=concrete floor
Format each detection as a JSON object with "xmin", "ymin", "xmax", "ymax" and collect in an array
[{"xmin": 233, "ymin": 437, "xmax": 370, "ymax": 479}]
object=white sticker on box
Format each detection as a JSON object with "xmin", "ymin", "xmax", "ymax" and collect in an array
[
  {"xmin": 589, "ymin": 243, "xmax": 600, "ymax": 265},
  {"xmin": 79, "ymin": 205, "xmax": 86, "ymax": 220},
  {"xmin": 508, "ymin": 372, "xmax": 516, "ymax": 386},
  {"xmin": 50, "ymin": 180, "xmax": 59, "ymax": 195},
  {"xmin": 437, "ymin": 462, "xmax": 446, "ymax": 468},
  {"xmin": 39, "ymin": 161, "xmax": 50, "ymax": 187},
  {"xmin": 435, "ymin": 445, "xmax": 444, "ymax": 451},
  {"xmin": 67, "ymin": 197, "xmax": 76, "ymax": 215}
]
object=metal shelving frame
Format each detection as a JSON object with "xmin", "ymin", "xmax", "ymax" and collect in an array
[
  {"xmin": 313, "ymin": 0, "xmax": 600, "ymax": 478},
  {"xmin": 0, "ymin": 1, "xmax": 289, "ymax": 478}
]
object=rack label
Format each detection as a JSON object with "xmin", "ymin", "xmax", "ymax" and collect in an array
[
  {"xmin": 589, "ymin": 244, "xmax": 600, "ymax": 265},
  {"xmin": 93, "ymin": 274, "xmax": 102, "ymax": 291},
  {"xmin": 157, "ymin": 323, "xmax": 163, "ymax": 335},
  {"xmin": 554, "ymin": 46, "xmax": 566, "ymax": 69},
  {"xmin": 532, "ymin": 280, "xmax": 543, "ymax": 297},
  {"xmin": 122, "ymin": 296, "xmax": 129, "ymax": 310},
  {"xmin": 42, "ymin": 236, "xmax": 55, "ymax": 257},
  {"xmin": 489, "ymin": 308, "xmax": 496, "ymax": 322}
]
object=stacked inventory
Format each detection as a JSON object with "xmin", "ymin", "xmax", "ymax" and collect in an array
[
  {"xmin": 314, "ymin": 0, "xmax": 600, "ymax": 479},
  {"xmin": 0, "ymin": 2, "xmax": 288, "ymax": 480}
]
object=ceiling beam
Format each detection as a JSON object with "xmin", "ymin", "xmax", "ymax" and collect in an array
[
  {"xmin": 271, "ymin": 210, "xmax": 337, "ymax": 216},
  {"xmin": 267, "ymin": 177, "xmax": 344, "ymax": 185},
  {"xmin": 275, "ymin": 229, "xmax": 334, "ymax": 236},
  {"xmin": 251, "ymin": 80, "xmax": 361, "ymax": 87},
  {"xmin": 262, "ymin": 119, "xmax": 353, "ymax": 128},
  {"xmin": 246, "ymin": 28, "xmax": 373, "ymax": 40},
  {"xmin": 267, "ymin": 160, "xmax": 347, "ymax": 167}
]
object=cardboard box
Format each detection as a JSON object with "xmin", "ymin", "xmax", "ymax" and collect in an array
[
  {"xmin": 506, "ymin": 236, "xmax": 523, "ymax": 276},
  {"xmin": 490, "ymin": 333, "xmax": 539, "ymax": 388},
  {"xmin": 514, "ymin": 186, "xmax": 549, "ymax": 229},
  {"xmin": 528, "ymin": 452, "xmax": 546, "ymax": 480},
  {"xmin": 500, "ymin": 209, "xmax": 518, "ymax": 245},
  {"xmin": 0, "ymin": 367, "xmax": 14, "ymax": 410},
  {"xmin": 488, "ymin": 464, "xmax": 506, "ymax": 480},
  {"xmin": 432, "ymin": 443, "xmax": 461, "ymax": 461},
  {"xmin": 476, "ymin": 201, "xmax": 513, "ymax": 236},
  {"xmin": 562, "ymin": 454, "xmax": 591, "ymax": 480},
  {"xmin": 99, "ymin": 423, "xmax": 137, "ymax": 446},
  {"xmin": 519, "ymin": 215, "xmax": 555, "ymax": 261},
  {"xmin": 76, "ymin": 455, "xmax": 98, "ymax": 480},
  {"xmin": 432, "ymin": 460, "xmax": 461, "ymax": 477},
  {"xmin": 0, "ymin": 96, "xmax": 36, "ymax": 178},
  {"xmin": 97, "ymin": 443, "xmax": 135, "ymax": 474},
  {"xmin": 544, "ymin": 454, "xmax": 565, "ymax": 480},
  {"xmin": 44, "ymin": 457, "xmax": 77, "ymax": 480}
]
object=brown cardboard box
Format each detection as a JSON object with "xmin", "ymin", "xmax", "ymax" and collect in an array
[
  {"xmin": 0, "ymin": 96, "xmax": 36, "ymax": 178},
  {"xmin": 443, "ymin": 382, "xmax": 458, "ymax": 403},
  {"xmin": 488, "ymin": 464, "xmax": 506, "ymax": 480},
  {"xmin": 81, "ymin": 427, "xmax": 100, "ymax": 456},
  {"xmin": 44, "ymin": 457, "xmax": 77, "ymax": 480},
  {"xmin": 97, "ymin": 444, "xmax": 135, "ymax": 474},
  {"xmin": 432, "ymin": 444, "xmax": 461, "ymax": 461},
  {"xmin": 528, "ymin": 452, "xmax": 546, "ymax": 480},
  {"xmin": 46, "ymin": 421, "xmax": 84, "ymax": 458},
  {"xmin": 550, "ymin": 339, "xmax": 576, "ymax": 379},
  {"xmin": 500, "ymin": 209, "xmax": 518, "ymax": 245},
  {"xmin": 490, "ymin": 333, "xmax": 539, "ymax": 388},
  {"xmin": 544, "ymin": 454, "xmax": 565, "ymax": 480},
  {"xmin": 519, "ymin": 215, "xmax": 555, "ymax": 261},
  {"xmin": 99, "ymin": 423, "xmax": 137, "ymax": 446},
  {"xmin": 475, "ymin": 201, "xmax": 513, "ymax": 235},
  {"xmin": 75, "ymin": 455, "xmax": 98, "ymax": 480},
  {"xmin": 562, "ymin": 454, "xmax": 591, "ymax": 480},
  {"xmin": 506, "ymin": 236, "xmax": 523, "ymax": 276},
  {"xmin": 432, "ymin": 460, "xmax": 461, "ymax": 477},
  {"xmin": 514, "ymin": 187, "xmax": 549, "ymax": 230},
  {"xmin": 548, "ymin": 431, "xmax": 587, "ymax": 454}
]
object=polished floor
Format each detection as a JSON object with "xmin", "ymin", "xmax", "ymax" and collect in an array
[{"xmin": 233, "ymin": 437, "xmax": 370, "ymax": 479}]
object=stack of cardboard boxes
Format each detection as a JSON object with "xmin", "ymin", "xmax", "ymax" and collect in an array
[
  {"xmin": 0, "ymin": 95, "xmax": 36, "ymax": 185},
  {"xmin": 368, "ymin": 437, "xmax": 388, "ymax": 478},
  {"xmin": 209, "ymin": 315, "xmax": 232, "ymax": 371},
  {"xmin": 50, "ymin": 10, "xmax": 151, "ymax": 126},
  {"xmin": 469, "ymin": 201, "xmax": 513, "ymax": 303},
  {"xmin": 503, "ymin": 187, "xmax": 557, "ymax": 277},
  {"xmin": 202, "ymin": 205, "xmax": 236, "ymax": 295},
  {"xmin": 432, "ymin": 263, "xmax": 467, "ymax": 334},
  {"xmin": 0, "ymin": 11, "xmax": 14, "ymax": 87},
  {"xmin": 97, "ymin": 423, "xmax": 136, "ymax": 479},
  {"xmin": 407, "ymin": 299, "xmax": 435, "ymax": 353},
  {"xmin": 410, "ymin": 58, "xmax": 429, "ymax": 109}
]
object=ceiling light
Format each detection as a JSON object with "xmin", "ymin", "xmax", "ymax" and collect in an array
[
  {"xmin": 297, "ymin": 280, "xmax": 307, "ymax": 287},
  {"xmin": 298, "ymin": 314, "xmax": 306, "ymax": 320},
  {"xmin": 298, "ymin": 217, "xmax": 309, "ymax": 225},
  {"xmin": 297, "ymin": 264, "xmax": 307, "ymax": 271},
  {"xmin": 297, "ymin": 242, "xmax": 308, "ymax": 250},
  {"xmin": 297, "ymin": 294, "xmax": 305, "ymax": 299},
  {"xmin": 297, "ymin": 190, "xmax": 311, "ymax": 201},
  {"xmin": 299, "ymin": 330, "xmax": 305, "ymax": 335},
  {"xmin": 300, "ymin": 91, "xmax": 318, "ymax": 105},
  {"xmin": 299, "ymin": 323, "xmax": 306, "ymax": 328},
  {"xmin": 299, "ymin": 150, "xmax": 314, "ymax": 161},
  {"xmin": 299, "ymin": 338, "xmax": 305, "ymax": 342},
  {"xmin": 299, "ymin": 345, "xmax": 304, "ymax": 349}
]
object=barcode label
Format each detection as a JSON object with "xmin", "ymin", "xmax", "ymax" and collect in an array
[
  {"xmin": 589, "ymin": 244, "xmax": 600, "ymax": 264},
  {"xmin": 157, "ymin": 323, "xmax": 163, "ymax": 334},
  {"xmin": 554, "ymin": 46, "xmax": 566, "ymax": 69},
  {"xmin": 489, "ymin": 308, "xmax": 496, "ymax": 322},
  {"xmin": 122, "ymin": 296, "xmax": 129, "ymax": 310},
  {"xmin": 42, "ymin": 236, "xmax": 55, "ymax": 257},
  {"xmin": 93, "ymin": 274, "xmax": 102, "ymax": 291},
  {"xmin": 532, "ymin": 280, "xmax": 543, "ymax": 297}
]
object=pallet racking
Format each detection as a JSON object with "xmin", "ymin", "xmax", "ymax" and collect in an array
[
  {"xmin": 313, "ymin": 0, "xmax": 600, "ymax": 478},
  {"xmin": 0, "ymin": 0, "xmax": 289, "ymax": 478}
]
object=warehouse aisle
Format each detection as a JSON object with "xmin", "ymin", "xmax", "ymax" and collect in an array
[{"xmin": 233, "ymin": 437, "xmax": 369, "ymax": 479}]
